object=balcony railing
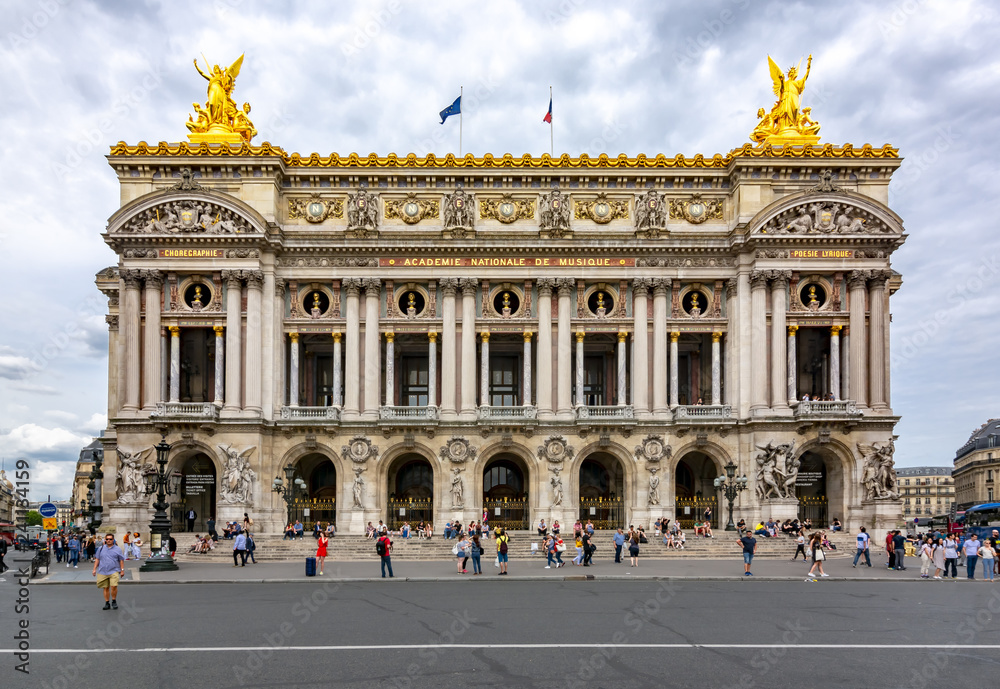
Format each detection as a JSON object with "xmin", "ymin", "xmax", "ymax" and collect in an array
[
  {"xmin": 380, "ymin": 405, "xmax": 440, "ymax": 421},
  {"xmin": 478, "ymin": 405, "xmax": 537, "ymax": 421},
  {"xmin": 673, "ymin": 404, "xmax": 732, "ymax": 420},
  {"xmin": 576, "ymin": 405, "xmax": 635, "ymax": 420},
  {"xmin": 151, "ymin": 402, "xmax": 220, "ymax": 420},
  {"xmin": 794, "ymin": 400, "xmax": 861, "ymax": 417},
  {"xmin": 279, "ymin": 406, "xmax": 341, "ymax": 421}
]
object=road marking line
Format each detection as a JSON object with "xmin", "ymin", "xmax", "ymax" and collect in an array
[{"xmin": 8, "ymin": 644, "xmax": 1000, "ymax": 654}]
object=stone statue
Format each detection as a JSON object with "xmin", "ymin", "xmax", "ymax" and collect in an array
[
  {"xmin": 751, "ymin": 55, "xmax": 819, "ymax": 144},
  {"xmin": 634, "ymin": 189, "xmax": 667, "ymax": 236},
  {"xmin": 347, "ymin": 189, "xmax": 379, "ymax": 235},
  {"xmin": 501, "ymin": 292, "xmax": 512, "ymax": 318},
  {"xmin": 858, "ymin": 438, "xmax": 899, "ymax": 500},
  {"xmin": 310, "ymin": 292, "xmax": 323, "ymax": 318},
  {"xmin": 780, "ymin": 441, "xmax": 799, "ymax": 498},
  {"xmin": 443, "ymin": 188, "xmax": 475, "ymax": 232},
  {"xmin": 114, "ymin": 448, "xmax": 151, "ymax": 504},
  {"xmin": 550, "ymin": 473, "xmax": 564, "ymax": 506},
  {"xmin": 647, "ymin": 467, "xmax": 660, "ymax": 506},
  {"xmin": 539, "ymin": 190, "xmax": 570, "ymax": 235},
  {"xmin": 352, "ymin": 467, "xmax": 366, "ymax": 508},
  {"xmin": 406, "ymin": 292, "xmax": 417, "ymax": 318},
  {"xmin": 595, "ymin": 292, "xmax": 607, "ymax": 318},
  {"xmin": 186, "ymin": 54, "xmax": 256, "ymax": 143},
  {"xmin": 689, "ymin": 293, "xmax": 702, "ymax": 317},
  {"xmin": 191, "ymin": 285, "xmax": 204, "ymax": 310},
  {"xmin": 450, "ymin": 468, "xmax": 464, "ymax": 508},
  {"xmin": 219, "ymin": 444, "xmax": 256, "ymax": 504},
  {"xmin": 806, "ymin": 285, "xmax": 820, "ymax": 311},
  {"xmin": 754, "ymin": 440, "xmax": 797, "ymax": 500}
]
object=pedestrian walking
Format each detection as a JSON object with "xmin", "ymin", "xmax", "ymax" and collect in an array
[
  {"xmin": 628, "ymin": 533, "xmax": 640, "ymax": 567},
  {"xmin": 456, "ymin": 534, "xmax": 470, "ymax": 573},
  {"xmin": 316, "ymin": 531, "xmax": 329, "ymax": 575},
  {"xmin": 979, "ymin": 539, "xmax": 996, "ymax": 581},
  {"xmin": 573, "ymin": 533, "xmax": 584, "ymax": 565},
  {"xmin": 67, "ymin": 534, "xmax": 80, "ymax": 568},
  {"xmin": 792, "ymin": 531, "xmax": 808, "ymax": 561},
  {"xmin": 807, "ymin": 533, "xmax": 829, "ymax": 578},
  {"xmin": 739, "ymin": 531, "xmax": 757, "ymax": 576},
  {"xmin": 944, "ymin": 534, "xmax": 959, "ymax": 578},
  {"xmin": 885, "ymin": 529, "xmax": 896, "ymax": 570},
  {"xmin": 553, "ymin": 535, "xmax": 565, "ymax": 568},
  {"xmin": 932, "ymin": 537, "xmax": 946, "ymax": 579},
  {"xmin": 964, "ymin": 533, "xmax": 980, "ymax": 579},
  {"xmin": 246, "ymin": 532, "xmax": 257, "ymax": 564},
  {"xmin": 376, "ymin": 531, "xmax": 394, "ymax": 578},
  {"xmin": 891, "ymin": 530, "xmax": 907, "ymax": 570},
  {"xmin": 613, "ymin": 528, "xmax": 626, "ymax": 563},
  {"xmin": 544, "ymin": 535, "xmax": 556, "ymax": 569},
  {"xmin": 581, "ymin": 530, "xmax": 594, "ymax": 567},
  {"xmin": 91, "ymin": 534, "xmax": 125, "ymax": 610},
  {"xmin": 0, "ymin": 537, "xmax": 8, "ymax": 574},
  {"xmin": 919, "ymin": 537, "xmax": 933, "ymax": 578},
  {"xmin": 207, "ymin": 517, "xmax": 217, "ymax": 541},
  {"xmin": 496, "ymin": 528, "xmax": 510, "ymax": 575},
  {"xmin": 851, "ymin": 527, "xmax": 871, "ymax": 567},
  {"xmin": 52, "ymin": 535, "xmax": 63, "ymax": 563},
  {"xmin": 470, "ymin": 534, "xmax": 483, "ymax": 575},
  {"xmin": 232, "ymin": 531, "xmax": 247, "ymax": 567}
]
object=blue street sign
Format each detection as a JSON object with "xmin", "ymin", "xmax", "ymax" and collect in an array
[{"xmin": 39, "ymin": 502, "xmax": 58, "ymax": 518}]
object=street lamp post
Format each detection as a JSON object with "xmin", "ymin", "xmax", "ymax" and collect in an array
[
  {"xmin": 713, "ymin": 460, "xmax": 749, "ymax": 532},
  {"xmin": 85, "ymin": 488, "xmax": 95, "ymax": 534},
  {"xmin": 139, "ymin": 434, "xmax": 183, "ymax": 572},
  {"xmin": 272, "ymin": 465, "xmax": 307, "ymax": 527},
  {"xmin": 89, "ymin": 447, "xmax": 104, "ymax": 532}
]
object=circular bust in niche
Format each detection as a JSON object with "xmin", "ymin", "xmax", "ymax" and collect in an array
[
  {"xmin": 800, "ymin": 283, "xmax": 826, "ymax": 310},
  {"xmin": 305, "ymin": 290, "xmax": 330, "ymax": 318},
  {"xmin": 184, "ymin": 283, "xmax": 211, "ymax": 311},
  {"xmin": 682, "ymin": 290, "xmax": 708, "ymax": 316},
  {"xmin": 398, "ymin": 290, "xmax": 426, "ymax": 317},
  {"xmin": 587, "ymin": 290, "xmax": 614, "ymax": 317},
  {"xmin": 492, "ymin": 290, "xmax": 520, "ymax": 317}
]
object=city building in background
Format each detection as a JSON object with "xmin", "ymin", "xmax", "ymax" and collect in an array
[
  {"xmin": 896, "ymin": 466, "xmax": 953, "ymax": 518},
  {"xmin": 954, "ymin": 418, "xmax": 1000, "ymax": 508}
]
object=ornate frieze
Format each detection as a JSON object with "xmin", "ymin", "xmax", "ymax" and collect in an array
[
  {"xmin": 118, "ymin": 200, "xmax": 253, "ymax": 235},
  {"xmin": 288, "ymin": 195, "xmax": 344, "ymax": 223},
  {"xmin": 634, "ymin": 434, "xmax": 671, "ymax": 465},
  {"xmin": 276, "ymin": 257, "xmax": 378, "ymax": 267},
  {"xmin": 342, "ymin": 435, "xmax": 379, "ymax": 465},
  {"xmin": 218, "ymin": 445, "xmax": 256, "ymax": 504},
  {"xmin": 635, "ymin": 257, "xmax": 734, "ymax": 267},
  {"xmin": 479, "ymin": 194, "xmax": 534, "ymax": 224},
  {"xmin": 539, "ymin": 190, "xmax": 571, "ymax": 237},
  {"xmin": 226, "ymin": 248, "xmax": 260, "ymax": 258},
  {"xmin": 634, "ymin": 189, "xmax": 668, "ymax": 238},
  {"xmin": 537, "ymin": 435, "xmax": 574, "ymax": 464},
  {"xmin": 346, "ymin": 189, "xmax": 379, "ymax": 238},
  {"xmin": 440, "ymin": 436, "xmax": 476, "ymax": 464},
  {"xmin": 384, "ymin": 193, "xmax": 440, "ymax": 225},
  {"xmin": 574, "ymin": 193, "xmax": 629, "ymax": 225},
  {"xmin": 442, "ymin": 189, "xmax": 475, "ymax": 235},
  {"xmin": 669, "ymin": 194, "xmax": 723, "ymax": 224},
  {"xmin": 859, "ymin": 438, "xmax": 899, "ymax": 500},
  {"xmin": 760, "ymin": 200, "xmax": 894, "ymax": 235}
]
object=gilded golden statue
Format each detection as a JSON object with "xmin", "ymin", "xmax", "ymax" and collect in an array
[
  {"xmin": 186, "ymin": 54, "xmax": 256, "ymax": 144},
  {"xmin": 750, "ymin": 55, "xmax": 820, "ymax": 145}
]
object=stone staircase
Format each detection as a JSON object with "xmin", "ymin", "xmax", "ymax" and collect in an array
[{"xmin": 174, "ymin": 531, "xmax": 854, "ymax": 563}]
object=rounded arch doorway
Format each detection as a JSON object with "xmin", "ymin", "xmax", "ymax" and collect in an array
[
  {"xmin": 387, "ymin": 454, "xmax": 434, "ymax": 530},
  {"xmin": 795, "ymin": 450, "xmax": 843, "ymax": 527},
  {"xmin": 483, "ymin": 454, "xmax": 529, "ymax": 530},
  {"xmin": 578, "ymin": 453, "xmax": 625, "ymax": 529},
  {"xmin": 289, "ymin": 453, "xmax": 337, "ymax": 528},
  {"xmin": 674, "ymin": 451, "xmax": 721, "ymax": 528},
  {"xmin": 173, "ymin": 453, "xmax": 217, "ymax": 534}
]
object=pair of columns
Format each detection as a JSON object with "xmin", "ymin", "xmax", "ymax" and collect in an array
[
  {"xmin": 286, "ymin": 331, "xmax": 343, "ymax": 407},
  {"xmin": 341, "ymin": 278, "xmax": 381, "ymax": 419},
  {"xmin": 534, "ymin": 278, "xmax": 579, "ymax": 419}
]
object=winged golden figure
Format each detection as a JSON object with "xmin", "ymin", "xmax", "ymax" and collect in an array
[
  {"xmin": 187, "ymin": 53, "xmax": 256, "ymax": 143},
  {"xmin": 750, "ymin": 54, "xmax": 820, "ymax": 145}
]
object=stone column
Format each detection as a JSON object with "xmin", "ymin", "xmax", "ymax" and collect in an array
[
  {"xmin": 168, "ymin": 325, "xmax": 181, "ymax": 403},
  {"xmin": 332, "ymin": 332, "xmax": 342, "ymax": 406},
  {"xmin": 575, "ymin": 330, "xmax": 585, "ymax": 407},
  {"xmin": 536, "ymin": 279, "xmax": 555, "ymax": 419},
  {"xmin": 522, "ymin": 331, "xmax": 532, "ymax": 406},
  {"xmin": 480, "ymin": 331, "xmax": 490, "ymax": 407},
  {"xmin": 724, "ymin": 278, "xmax": 737, "ymax": 407},
  {"xmin": 362, "ymin": 278, "xmax": 381, "ymax": 419},
  {"xmin": 222, "ymin": 270, "xmax": 243, "ymax": 413},
  {"xmin": 770, "ymin": 271, "xmax": 790, "ymax": 412},
  {"xmin": 159, "ymin": 328, "xmax": 169, "ymax": 404},
  {"xmin": 669, "ymin": 331, "xmax": 679, "ymax": 407},
  {"xmin": 841, "ymin": 327, "xmax": 850, "ymax": 401},
  {"xmin": 829, "ymin": 326, "xmax": 841, "ymax": 401},
  {"xmin": 651, "ymin": 278, "xmax": 669, "ymax": 415},
  {"xmin": 440, "ymin": 279, "xmax": 458, "ymax": 419},
  {"xmin": 288, "ymin": 332, "xmax": 300, "ymax": 406},
  {"xmin": 141, "ymin": 270, "xmax": 163, "ymax": 411},
  {"xmin": 848, "ymin": 271, "xmax": 868, "ymax": 407},
  {"xmin": 556, "ymin": 278, "xmax": 575, "ymax": 418},
  {"xmin": 427, "ymin": 331, "xmax": 437, "ymax": 408},
  {"xmin": 617, "ymin": 330, "xmax": 628, "ymax": 406},
  {"xmin": 787, "ymin": 325, "xmax": 798, "ymax": 405},
  {"xmin": 106, "ymin": 315, "xmax": 120, "ymax": 414},
  {"xmin": 244, "ymin": 271, "xmax": 264, "ymax": 414},
  {"xmin": 213, "ymin": 325, "xmax": 224, "ymax": 405},
  {"xmin": 711, "ymin": 332, "xmax": 722, "ymax": 406},
  {"xmin": 749, "ymin": 271, "xmax": 768, "ymax": 413},
  {"xmin": 631, "ymin": 278, "xmax": 650, "ymax": 414},
  {"xmin": 121, "ymin": 270, "xmax": 142, "ymax": 412},
  {"xmin": 342, "ymin": 278, "xmax": 362, "ymax": 419},
  {"xmin": 385, "ymin": 332, "xmax": 395, "ymax": 407},
  {"xmin": 459, "ymin": 278, "xmax": 478, "ymax": 419},
  {"xmin": 868, "ymin": 272, "xmax": 888, "ymax": 411}
]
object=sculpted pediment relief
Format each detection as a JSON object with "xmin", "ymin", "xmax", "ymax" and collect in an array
[
  {"xmin": 758, "ymin": 198, "xmax": 898, "ymax": 236},
  {"xmin": 114, "ymin": 198, "xmax": 258, "ymax": 235}
]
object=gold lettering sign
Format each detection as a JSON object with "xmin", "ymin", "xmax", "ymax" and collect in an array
[
  {"xmin": 788, "ymin": 250, "xmax": 855, "ymax": 259},
  {"xmin": 157, "ymin": 249, "xmax": 225, "ymax": 258},
  {"xmin": 379, "ymin": 257, "xmax": 635, "ymax": 267}
]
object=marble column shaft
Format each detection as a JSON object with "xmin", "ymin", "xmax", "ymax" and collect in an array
[
  {"xmin": 169, "ymin": 326, "xmax": 181, "ymax": 403},
  {"xmin": 749, "ymin": 272, "xmax": 768, "ymax": 412},
  {"xmin": 770, "ymin": 274, "xmax": 789, "ymax": 411},
  {"xmin": 652, "ymin": 280, "xmax": 669, "ymax": 414},
  {"xmin": 829, "ymin": 326, "xmax": 841, "ymax": 401},
  {"xmin": 848, "ymin": 273, "xmax": 867, "ymax": 407},
  {"xmin": 141, "ymin": 274, "xmax": 163, "ymax": 410},
  {"xmin": 631, "ymin": 279, "xmax": 650, "ymax": 413},
  {"xmin": 213, "ymin": 325, "xmax": 224, "ymax": 405},
  {"xmin": 244, "ymin": 273, "xmax": 263, "ymax": 413},
  {"xmin": 536, "ymin": 280, "xmax": 554, "ymax": 418},
  {"xmin": 724, "ymin": 280, "xmax": 737, "ymax": 407},
  {"xmin": 841, "ymin": 330, "xmax": 850, "ymax": 400},
  {"xmin": 868, "ymin": 275, "xmax": 888, "ymax": 410},
  {"xmin": 332, "ymin": 332, "xmax": 343, "ymax": 407},
  {"xmin": 223, "ymin": 273, "xmax": 242, "ymax": 412},
  {"xmin": 289, "ymin": 332, "xmax": 300, "ymax": 406},
  {"xmin": 556, "ymin": 278, "xmax": 574, "ymax": 416},
  {"xmin": 575, "ymin": 331, "xmax": 585, "ymax": 407},
  {"xmin": 122, "ymin": 272, "xmax": 141, "ymax": 412},
  {"xmin": 159, "ymin": 329, "xmax": 169, "ymax": 404},
  {"xmin": 711, "ymin": 332, "xmax": 722, "ymax": 406},
  {"xmin": 342, "ymin": 279, "xmax": 361, "ymax": 417},
  {"xmin": 362, "ymin": 278, "xmax": 381, "ymax": 418},
  {"xmin": 385, "ymin": 332, "xmax": 395, "ymax": 406},
  {"xmin": 427, "ymin": 332, "xmax": 437, "ymax": 408},
  {"xmin": 459, "ymin": 278, "xmax": 477, "ymax": 417},
  {"xmin": 786, "ymin": 325, "xmax": 797, "ymax": 404},
  {"xmin": 617, "ymin": 331, "xmax": 627, "ymax": 406},
  {"xmin": 669, "ymin": 331, "xmax": 679, "ymax": 407},
  {"xmin": 480, "ymin": 332, "xmax": 490, "ymax": 407},
  {"xmin": 522, "ymin": 331, "xmax": 532, "ymax": 406}
]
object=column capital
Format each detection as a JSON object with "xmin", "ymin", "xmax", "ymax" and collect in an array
[
  {"xmin": 440, "ymin": 278, "xmax": 459, "ymax": 296},
  {"xmin": 868, "ymin": 270, "xmax": 890, "ymax": 289},
  {"xmin": 576, "ymin": 330, "xmax": 585, "ymax": 343},
  {"xmin": 725, "ymin": 277, "xmax": 738, "ymax": 298},
  {"xmin": 481, "ymin": 330, "xmax": 490, "ymax": 343},
  {"xmin": 556, "ymin": 277, "xmax": 576, "ymax": 296},
  {"xmin": 121, "ymin": 268, "xmax": 143, "ymax": 289},
  {"xmin": 274, "ymin": 277, "xmax": 286, "ymax": 297},
  {"xmin": 712, "ymin": 331, "xmax": 722, "ymax": 343},
  {"xmin": 169, "ymin": 325, "xmax": 180, "ymax": 336},
  {"xmin": 767, "ymin": 269, "xmax": 792, "ymax": 289},
  {"xmin": 141, "ymin": 269, "xmax": 164, "ymax": 289},
  {"xmin": 213, "ymin": 325, "xmax": 224, "ymax": 336},
  {"xmin": 847, "ymin": 269, "xmax": 870, "ymax": 289},
  {"xmin": 669, "ymin": 331, "xmax": 679, "ymax": 343},
  {"xmin": 428, "ymin": 330, "xmax": 437, "ymax": 343},
  {"xmin": 651, "ymin": 277, "xmax": 670, "ymax": 296},
  {"xmin": 830, "ymin": 325, "xmax": 842, "ymax": 335},
  {"xmin": 333, "ymin": 331, "xmax": 342, "ymax": 343},
  {"xmin": 221, "ymin": 269, "xmax": 243, "ymax": 286},
  {"xmin": 537, "ymin": 278, "xmax": 556, "ymax": 296},
  {"xmin": 105, "ymin": 314, "xmax": 119, "ymax": 331},
  {"xmin": 289, "ymin": 331, "xmax": 299, "ymax": 343},
  {"xmin": 459, "ymin": 277, "xmax": 478, "ymax": 296},
  {"xmin": 787, "ymin": 324, "xmax": 798, "ymax": 336},
  {"xmin": 617, "ymin": 330, "xmax": 628, "ymax": 343},
  {"xmin": 631, "ymin": 277, "xmax": 652, "ymax": 297},
  {"xmin": 342, "ymin": 277, "xmax": 362, "ymax": 296},
  {"xmin": 523, "ymin": 330, "xmax": 533, "ymax": 342},
  {"xmin": 749, "ymin": 270, "xmax": 769, "ymax": 289},
  {"xmin": 243, "ymin": 270, "xmax": 264, "ymax": 289},
  {"xmin": 362, "ymin": 277, "xmax": 381, "ymax": 297},
  {"xmin": 385, "ymin": 331, "xmax": 394, "ymax": 343}
]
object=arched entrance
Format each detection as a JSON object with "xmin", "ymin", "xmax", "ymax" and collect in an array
[
  {"xmin": 387, "ymin": 454, "xmax": 434, "ymax": 530},
  {"xmin": 674, "ymin": 451, "xmax": 721, "ymax": 528},
  {"xmin": 795, "ymin": 450, "xmax": 842, "ymax": 526},
  {"xmin": 172, "ymin": 453, "xmax": 217, "ymax": 533},
  {"xmin": 578, "ymin": 453, "xmax": 625, "ymax": 529},
  {"xmin": 288, "ymin": 453, "xmax": 337, "ymax": 528},
  {"xmin": 483, "ymin": 454, "xmax": 529, "ymax": 529}
]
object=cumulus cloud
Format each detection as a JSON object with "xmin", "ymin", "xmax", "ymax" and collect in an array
[{"xmin": 0, "ymin": 346, "xmax": 36, "ymax": 380}]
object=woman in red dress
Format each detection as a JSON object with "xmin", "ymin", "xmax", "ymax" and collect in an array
[{"xmin": 316, "ymin": 531, "xmax": 329, "ymax": 575}]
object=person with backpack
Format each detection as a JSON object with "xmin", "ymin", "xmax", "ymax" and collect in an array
[
  {"xmin": 470, "ymin": 534, "xmax": 483, "ymax": 575},
  {"xmin": 851, "ymin": 526, "xmax": 871, "ymax": 567},
  {"xmin": 376, "ymin": 531, "xmax": 394, "ymax": 578},
  {"xmin": 496, "ymin": 528, "xmax": 510, "ymax": 575},
  {"xmin": 581, "ymin": 530, "xmax": 594, "ymax": 566}
]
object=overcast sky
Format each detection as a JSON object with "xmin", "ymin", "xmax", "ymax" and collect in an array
[{"xmin": 1, "ymin": 0, "xmax": 998, "ymax": 500}]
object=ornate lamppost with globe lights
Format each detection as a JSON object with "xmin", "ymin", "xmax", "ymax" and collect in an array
[
  {"xmin": 139, "ymin": 434, "xmax": 183, "ymax": 572},
  {"xmin": 713, "ymin": 460, "xmax": 749, "ymax": 531},
  {"xmin": 272, "ymin": 465, "xmax": 307, "ymax": 527}
]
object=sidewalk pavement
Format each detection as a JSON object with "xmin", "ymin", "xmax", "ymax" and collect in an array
[{"xmin": 19, "ymin": 553, "xmax": 985, "ymax": 585}]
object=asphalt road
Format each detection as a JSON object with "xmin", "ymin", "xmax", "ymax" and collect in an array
[{"xmin": 1, "ymin": 578, "xmax": 997, "ymax": 688}]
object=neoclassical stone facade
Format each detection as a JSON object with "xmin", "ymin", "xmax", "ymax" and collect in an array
[{"xmin": 96, "ymin": 141, "xmax": 906, "ymax": 539}]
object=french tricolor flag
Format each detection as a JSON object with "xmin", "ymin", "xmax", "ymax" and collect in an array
[{"xmin": 543, "ymin": 97, "xmax": 552, "ymax": 123}]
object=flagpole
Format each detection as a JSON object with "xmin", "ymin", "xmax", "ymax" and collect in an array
[
  {"xmin": 459, "ymin": 85, "xmax": 463, "ymax": 157},
  {"xmin": 549, "ymin": 85, "xmax": 553, "ymax": 157}
]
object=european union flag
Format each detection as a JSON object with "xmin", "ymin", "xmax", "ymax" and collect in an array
[{"xmin": 439, "ymin": 95, "xmax": 461, "ymax": 124}]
